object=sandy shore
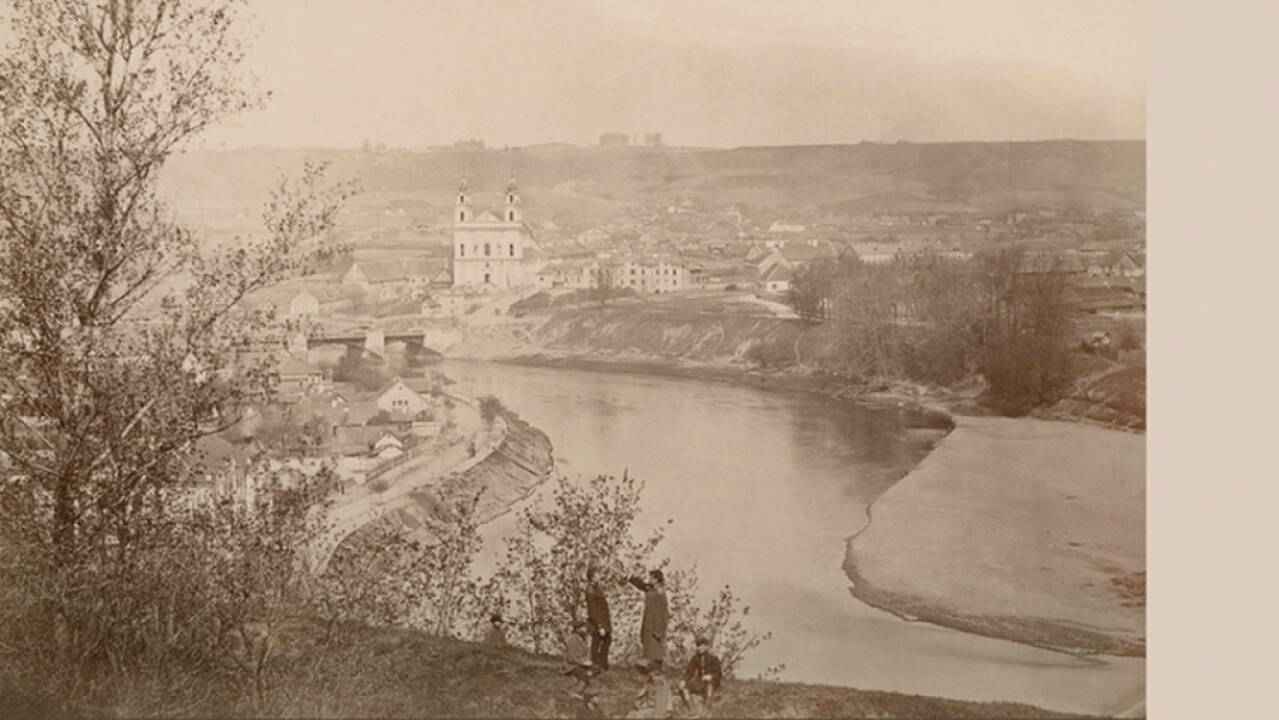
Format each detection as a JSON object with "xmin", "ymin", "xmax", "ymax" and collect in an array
[{"xmin": 845, "ymin": 414, "xmax": 1146, "ymax": 658}]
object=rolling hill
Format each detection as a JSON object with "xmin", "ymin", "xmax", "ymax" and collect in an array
[{"xmin": 160, "ymin": 141, "xmax": 1145, "ymax": 231}]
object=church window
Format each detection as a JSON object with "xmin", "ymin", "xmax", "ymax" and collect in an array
[
  {"xmin": 459, "ymin": 244, "xmax": 465, "ymax": 257},
  {"xmin": 484, "ymin": 243, "xmax": 491, "ymax": 256},
  {"xmin": 459, "ymin": 210, "xmax": 466, "ymax": 221},
  {"xmin": 459, "ymin": 194, "xmax": 465, "ymax": 203},
  {"xmin": 509, "ymin": 244, "xmax": 515, "ymax": 256},
  {"xmin": 508, "ymin": 211, "xmax": 515, "ymax": 221}
]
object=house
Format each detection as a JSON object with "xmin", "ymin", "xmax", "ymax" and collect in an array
[
  {"xmin": 613, "ymin": 256, "xmax": 690, "ymax": 293},
  {"xmin": 577, "ymin": 227, "xmax": 610, "ymax": 246},
  {"xmin": 1016, "ymin": 252, "xmax": 1086, "ymax": 276},
  {"xmin": 756, "ymin": 241, "xmax": 839, "ymax": 276},
  {"xmin": 850, "ymin": 241, "xmax": 903, "ymax": 265},
  {"xmin": 372, "ymin": 432, "xmax": 405, "ymax": 460},
  {"xmin": 340, "ymin": 261, "xmax": 418, "ymax": 300},
  {"xmin": 760, "ymin": 263, "xmax": 792, "ymax": 294},
  {"xmin": 275, "ymin": 356, "xmax": 325, "ymax": 396},
  {"xmin": 190, "ymin": 435, "xmax": 259, "ymax": 508},
  {"xmin": 288, "ymin": 289, "xmax": 320, "ymax": 318},
  {"xmin": 1066, "ymin": 285, "xmax": 1145, "ymax": 314},
  {"xmin": 367, "ymin": 377, "xmax": 432, "ymax": 417},
  {"xmin": 767, "ymin": 221, "xmax": 806, "ymax": 233}
]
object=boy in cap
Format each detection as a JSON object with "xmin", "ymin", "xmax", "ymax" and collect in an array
[
  {"xmin": 564, "ymin": 619, "xmax": 595, "ymax": 695},
  {"xmin": 679, "ymin": 636, "xmax": 723, "ymax": 716}
]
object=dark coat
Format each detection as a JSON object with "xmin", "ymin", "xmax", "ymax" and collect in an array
[
  {"xmin": 629, "ymin": 576, "xmax": 669, "ymax": 662},
  {"xmin": 586, "ymin": 583, "xmax": 611, "ymax": 634},
  {"xmin": 683, "ymin": 651, "xmax": 723, "ymax": 695}
]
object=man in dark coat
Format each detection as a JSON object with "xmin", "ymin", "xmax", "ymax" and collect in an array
[
  {"xmin": 628, "ymin": 569, "xmax": 669, "ymax": 671},
  {"xmin": 585, "ymin": 566, "xmax": 612, "ymax": 671},
  {"xmin": 484, "ymin": 613, "xmax": 507, "ymax": 647},
  {"xmin": 679, "ymin": 636, "xmax": 724, "ymax": 714}
]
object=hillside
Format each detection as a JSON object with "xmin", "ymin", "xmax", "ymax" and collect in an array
[
  {"xmin": 0, "ymin": 619, "xmax": 1092, "ymax": 718},
  {"xmin": 160, "ymin": 141, "xmax": 1145, "ymax": 230}
]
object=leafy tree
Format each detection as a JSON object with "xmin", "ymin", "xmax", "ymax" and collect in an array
[
  {"xmin": 478, "ymin": 394, "xmax": 504, "ymax": 427},
  {"xmin": 0, "ymin": 0, "xmax": 348, "ymax": 708},
  {"xmin": 490, "ymin": 473, "xmax": 769, "ymax": 675}
]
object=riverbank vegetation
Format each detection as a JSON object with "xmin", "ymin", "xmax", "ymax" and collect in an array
[{"xmin": 787, "ymin": 250, "xmax": 1075, "ymax": 415}]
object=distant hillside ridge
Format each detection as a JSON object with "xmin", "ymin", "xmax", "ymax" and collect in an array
[{"xmin": 161, "ymin": 140, "xmax": 1145, "ymax": 221}]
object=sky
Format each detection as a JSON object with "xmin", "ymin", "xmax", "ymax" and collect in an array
[{"xmin": 4, "ymin": 0, "xmax": 1146, "ymax": 148}]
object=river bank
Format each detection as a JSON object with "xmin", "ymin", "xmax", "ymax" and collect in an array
[
  {"xmin": 446, "ymin": 316, "xmax": 1146, "ymax": 659},
  {"xmin": 845, "ymin": 415, "xmax": 1146, "ymax": 659}
]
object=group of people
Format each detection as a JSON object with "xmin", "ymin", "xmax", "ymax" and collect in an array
[{"xmin": 483, "ymin": 566, "xmax": 724, "ymax": 718}]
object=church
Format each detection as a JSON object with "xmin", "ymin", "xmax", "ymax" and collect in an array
[{"xmin": 451, "ymin": 177, "xmax": 540, "ymax": 289}]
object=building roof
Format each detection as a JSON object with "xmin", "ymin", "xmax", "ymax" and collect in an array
[
  {"xmin": 779, "ymin": 242, "xmax": 837, "ymax": 263},
  {"xmin": 761, "ymin": 264, "xmax": 792, "ymax": 283},
  {"xmin": 276, "ymin": 356, "xmax": 321, "ymax": 377}
]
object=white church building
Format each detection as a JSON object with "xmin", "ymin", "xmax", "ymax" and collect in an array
[{"xmin": 451, "ymin": 177, "xmax": 543, "ymax": 289}]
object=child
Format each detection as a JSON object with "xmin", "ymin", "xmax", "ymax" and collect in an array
[
  {"xmin": 564, "ymin": 620, "xmax": 595, "ymax": 695},
  {"xmin": 679, "ymin": 636, "xmax": 723, "ymax": 716}
]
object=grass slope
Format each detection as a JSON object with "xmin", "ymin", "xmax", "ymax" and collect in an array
[{"xmin": 0, "ymin": 619, "xmax": 1093, "ymax": 718}]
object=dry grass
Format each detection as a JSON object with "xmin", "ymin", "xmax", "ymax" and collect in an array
[{"xmin": 2, "ymin": 618, "xmax": 1093, "ymax": 718}]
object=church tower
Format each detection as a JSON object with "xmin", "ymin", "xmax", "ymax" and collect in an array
[
  {"xmin": 504, "ymin": 175, "xmax": 522, "ymax": 223},
  {"xmin": 455, "ymin": 178, "xmax": 471, "ymax": 223}
]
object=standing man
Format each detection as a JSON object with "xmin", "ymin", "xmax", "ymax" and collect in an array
[
  {"xmin": 628, "ymin": 569, "xmax": 669, "ymax": 672},
  {"xmin": 484, "ymin": 613, "xmax": 508, "ymax": 647},
  {"xmin": 585, "ymin": 566, "xmax": 612, "ymax": 671}
]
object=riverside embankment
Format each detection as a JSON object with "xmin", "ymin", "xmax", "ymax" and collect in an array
[{"xmin": 327, "ymin": 405, "xmax": 554, "ymax": 565}]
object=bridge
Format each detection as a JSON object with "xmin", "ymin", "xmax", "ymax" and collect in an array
[{"xmin": 299, "ymin": 326, "xmax": 463, "ymax": 357}]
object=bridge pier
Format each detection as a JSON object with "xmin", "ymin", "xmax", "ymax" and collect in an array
[{"xmin": 364, "ymin": 328, "xmax": 385, "ymax": 357}]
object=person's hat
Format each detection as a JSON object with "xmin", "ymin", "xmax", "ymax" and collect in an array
[
  {"xmin": 649, "ymin": 568, "xmax": 664, "ymax": 584},
  {"xmin": 582, "ymin": 689, "xmax": 599, "ymax": 700},
  {"xmin": 490, "ymin": 613, "xmax": 503, "ymax": 623},
  {"xmin": 695, "ymin": 635, "xmax": 711, "ymax": 646},
  {"xmin": 572, "ymin": 619, "xmax": 589, "ymax": 631}
]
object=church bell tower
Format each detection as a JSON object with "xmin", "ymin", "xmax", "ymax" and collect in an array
[
  {"xmin": 504, "ymin": 175, "xmax": 522, "ymax": 223},
  {"xmin": 455, "ymin": 178, "xmax": 471, "ymax": 223}
]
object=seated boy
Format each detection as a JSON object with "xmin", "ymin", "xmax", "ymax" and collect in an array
[{"xmin": 678, "ymin": 636, "xmax": 723, "ymax": 714}]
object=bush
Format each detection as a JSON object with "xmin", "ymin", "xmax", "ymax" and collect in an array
[
  {"xmin": 490, "ymin": 473, "xmax": 769, "ymax": 676},
  {"xmin": 478, "ymin": 394, "xmax": 505, "ymax": 427},
  {"xmin": 745, "ymin": 340, "xmax": 793, "ymax": 369},
  {"xmin": 1116, "ymin": 323, "xmax": 1144, "ymax": 351}
]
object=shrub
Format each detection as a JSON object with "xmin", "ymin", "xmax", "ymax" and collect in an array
[
  {"xmin": 490, "ymin": 473, "xmax": 769, "ymax": 676},
  {"xmin": 478, "ymin": 395, "xmax": 505, "ymax": 427}
]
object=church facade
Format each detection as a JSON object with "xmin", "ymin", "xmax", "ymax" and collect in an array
[{"xmin": 451, "ymin": 177, "xmax": 539, "ymax": 289}]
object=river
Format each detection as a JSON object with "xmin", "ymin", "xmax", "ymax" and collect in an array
[{"xmin": 440, "ymin": 360, "xmax": 1145, "ymax": 717}]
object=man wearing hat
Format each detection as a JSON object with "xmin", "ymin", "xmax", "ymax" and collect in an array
[
  {"xmin": 679, "ymin": 636, "xmax": 723, "ymax": 716},
  {"xmin": 627, "ymin": 569, "xmax": 669, "ymax": 673},
  {"xmin": 484, "ymin": 613, "xmax": 507, "ymax": 647}
]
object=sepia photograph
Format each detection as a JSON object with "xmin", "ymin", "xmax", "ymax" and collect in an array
[{"xmin": 0, "ymin": 1, "xmax": 1159, "ymax": 718}]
